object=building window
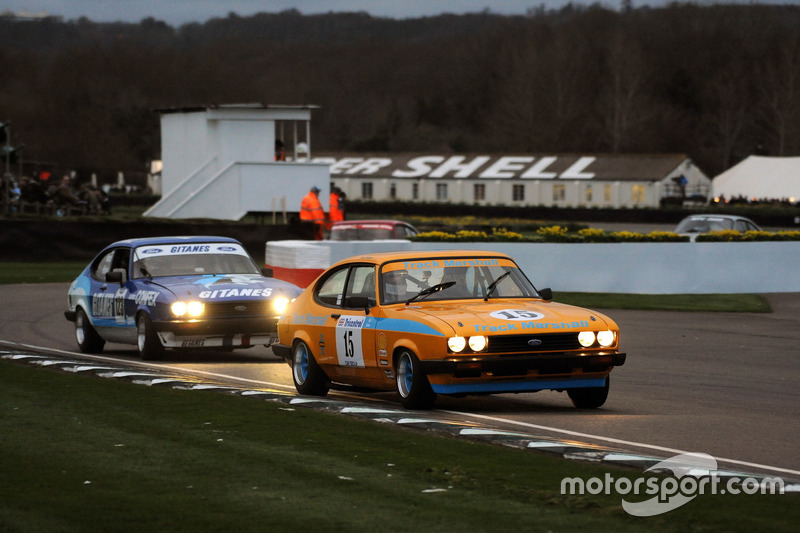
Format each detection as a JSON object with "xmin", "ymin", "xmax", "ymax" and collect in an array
[
  {"xmin": 632, "ymin": 185, "xmax": 645, "ymax": 204},
  {"xmin": 389, "ymin": 183, "xmax": 397, "ymax": 200},
  {"xmin": 436, "ymin": 183, "xmax": 448, "ymax": 201},
  {"xmin": 512, "ymin": 184, "xmax": 525, "ymax": 202},
  {"xmin": 585, "ymin": 186, "xmax": 593, "ymax": 204},
  {"xmin": 412, "ymin": 183, "xmax": 419, "ymax": 200},
  {"xmin": 473, "ymin": 183, "xmax": 486, "ymax": 202},
  {"xmin": 361, "ymin": 182, "xmax": 373, "ymax": 200},
  {"xmin": 604, "ymin": 184, "xmax": 613, "ymax": 204},
  {"xmin": 553, "ymin": 184, "xmax": 566, "ymax": 202}
]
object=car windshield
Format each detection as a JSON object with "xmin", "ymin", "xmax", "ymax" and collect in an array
[
  {"xmin": 131, "ymin": 242, "xmax": 260, "ymax": 278},
  {"xmin": 380, "ymin": 257, "xmax": 539, "ymax": 304},
  {"xmin": 675, "ymin": 217, "xmax": 734, "ymax": 233}
]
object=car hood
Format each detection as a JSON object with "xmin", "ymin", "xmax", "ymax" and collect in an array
[
  {"xmin": 148, "ymin": 274, "xmax": 301, "ymax": 300},
  {"xmin": 385, "ymin": 299, "xmax": 616, "ymax": 336}
]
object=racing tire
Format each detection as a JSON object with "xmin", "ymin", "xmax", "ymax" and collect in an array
[
  {"xmin": 567, "ymin": 376, "xmax": 610, "ymax": 409},
  {"xmin": 137, "ymin": 313, "xmax": 165, "ymax": 361},
  {"xmin": 75, "ymin": 308, "xmax": 105, "ymax": 354},
  {"xmin": 291, "ymin": 341, "xmax": 330, "ymax": 396},
  {"xmin": 395, "ymin": 349, "xmax": 437, "ymax": 410}
]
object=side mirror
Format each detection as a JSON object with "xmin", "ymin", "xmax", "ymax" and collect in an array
[
  {"xmin": 106, "ymin": 268, "xmax": 127, "ymax": 285},
  {"xmin": 261, "ymin": 267, "xmax": 274, "ymax": 278},
  {"xmin": 538, "ymin": 287, "xmax": 553, "ymax": 301}
]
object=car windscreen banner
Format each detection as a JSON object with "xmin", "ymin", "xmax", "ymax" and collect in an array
[{"xmin": 134, "ymin": 243, "xmax": 250, "ymax": 260}]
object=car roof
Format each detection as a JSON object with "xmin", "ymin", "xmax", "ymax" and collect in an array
[
  {"xmin": 331, "ymin": 220, "xmax": 411, "ymax": 227},
  {"xmin": 329, "ymin": 249, "xmax": 512, "ymax": 267},
  {"xmin": 685, "ymin": 214, "xmax": 749, "ymax": 220},
  {"xmin": 104, "ymin": 235, "xmax": 241, "ymax": 249}
]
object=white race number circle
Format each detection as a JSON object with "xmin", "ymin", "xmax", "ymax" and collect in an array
[{"xmin": 335, "ymin": 315, "xmax": 366, "ymax": 367}]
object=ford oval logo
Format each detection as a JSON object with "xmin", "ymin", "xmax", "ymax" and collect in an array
[
  {"xmin": 217, "ymin": 246, "xmax": 237, "ymax": 252},
  {"xmin": 527, "ymin": 339, "xmax": 543, "ymax": 346},
  {"xmin": 142, "ymin": 248, "xmax": 163, "ymax": 254},
  {"xmin": 234, "ymin": 305, "xmax": 247, "ymax": 312}
]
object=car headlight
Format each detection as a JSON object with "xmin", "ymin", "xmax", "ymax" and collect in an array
[
  {"xmin": 171, "ymin": 301, "xmax": 204, "ymax": 317},
  {"xmin": 597, "ymin": 330, "xmax": 615, "ymax": 347},
  {"xmin": 468, "ymin": 335, "xmax": 487, "ymax": 352},
  {"xmin": 578, "ymin": 331, "xmax": 596, "ymax": 347},
  {"xmin": 448, "ymin": 336, "xmax": 466, "ymax": 353},
  {"xmin": 272, "ymin": 297, "xmax": 290, "ymax": 315}
]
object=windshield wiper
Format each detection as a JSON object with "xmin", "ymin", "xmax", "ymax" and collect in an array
[
  {"xmin": 405, "ymin": 281, "xmax": 455, "ymax": 305},
  {"xmin": 484, "ymin": 271, "xmax": 511, "ymax": 301}
]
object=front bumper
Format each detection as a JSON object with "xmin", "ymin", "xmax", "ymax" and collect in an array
[
  {"xmin": 152, "ymin": 316, "xmax": 278, "ymax": 336},
  {"xmin": 421, "ymin": 351, "xmax": 625, "ymax": 376},
  {"xmin": 153, "ymin": 317, "xmax": 279, "ymax": 348},
  {"xmin": 420, "ymin": 351, "xmax": 625, "ymax": 394},
  {"xmin": 272, "ymin": 343, "xmax": 292, "ymax": 360}
]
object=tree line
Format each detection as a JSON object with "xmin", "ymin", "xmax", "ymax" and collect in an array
[{"xmin": 1, "ymin": 2, "xmax": 799, "ymax": 183}]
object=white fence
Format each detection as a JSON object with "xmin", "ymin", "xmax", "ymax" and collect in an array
[{"xmin": 266, "ymin": 240, "xmax": 800, "ymax": 294}]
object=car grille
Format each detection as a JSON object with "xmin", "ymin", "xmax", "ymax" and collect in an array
[
  {"xmin": 203, "ymin": 300, "xmax": 276, "ymax": 318},
  {"xmin": 487, "ymin": 332, "xmax": 581, "ymax": 354}
]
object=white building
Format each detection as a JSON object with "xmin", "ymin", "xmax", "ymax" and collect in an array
[
  {"xmin": 315, "ymin": 152, "xmax": 710, "ymax": 209},
  {"xmin": 145, "ymin": 103, "xmax": 329, "ymax": 220}
]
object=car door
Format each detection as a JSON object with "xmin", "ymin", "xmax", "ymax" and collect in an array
[
  {"xmin": 314, "ymin": 264, "xmax": 382, "ymax": 387},
  {"xmin": 88, "ymin": 247, "xmax": 136, "ymax": 342}
]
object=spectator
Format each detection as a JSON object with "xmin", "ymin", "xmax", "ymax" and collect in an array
[
  {"xmin": 80, "ymin": 183, "xmax": 104, "ymax": 214},
  {"xmin": 300, "ymin": 185, "xmax": 325, "ymax": 240},
  {"xmin": 328, "ymin": 186, "xmax": 345, "ymax": 228},
  {"xmin": 56, "ymin": 175, "xmax": 85, "ymax": 210},
  {"xmin": 275, "ymin": 139, "xmax": 286, "ymax": 161}
]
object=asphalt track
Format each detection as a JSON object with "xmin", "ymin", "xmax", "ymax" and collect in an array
[{"xmin": 1, "ymin": 282, "xmax": 798, "ymax": 479}]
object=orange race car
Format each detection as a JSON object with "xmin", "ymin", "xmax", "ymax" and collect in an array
[{"xmin": 273, "ymin": 250, "xmax": 626, "ymax": 409}]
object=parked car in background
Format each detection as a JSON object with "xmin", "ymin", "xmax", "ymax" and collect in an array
[
  {"xmin": 65, "ymin": 236, "xmax": 302, "ymax": 360},
  {"xmin": 674, "ymin": 214, "xmax": 761, "ymax": 241},
  {"xmin": 329, "ymin": 219, "xmax": 418, "ymax": 240},
  {"xmin": 274, "ymin": 250, "xmax": 626, "ymax": 409}
]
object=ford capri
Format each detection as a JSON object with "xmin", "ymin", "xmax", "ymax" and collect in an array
[
  {"xmin": 65, "ymin": 236, "xmax": 301, "ymax": 360},
  {"xmin": 274, "ymin": 250, "xmax": 626, "ymax": 409}
]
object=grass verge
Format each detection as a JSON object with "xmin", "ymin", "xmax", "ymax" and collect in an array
[
  {"xmin": 1, "ymin": 359, "xmax": 797, "ymax": 532},
  {"xmin": 555, "ymin": 292, "xmax": 772, "ymax": 313},
  {"xmin": 0, "ymin": 262, "xmax": 87, "ymax": 284},
  {"xmin": 0, "ymin": 263, "xmax": 774, "ymax": 313}
]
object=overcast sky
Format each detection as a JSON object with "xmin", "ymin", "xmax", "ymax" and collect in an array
[{"xmin": 3, "ymin": 0, "xmax": 797, "ymax": 26}]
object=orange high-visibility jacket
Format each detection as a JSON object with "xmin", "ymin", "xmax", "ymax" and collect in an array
[{"xmin": 300, "ymin": 192, "xmax": 325, "ymax": 224}]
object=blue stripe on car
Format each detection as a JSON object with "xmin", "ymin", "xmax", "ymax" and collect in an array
[
  {"xmin": 431, "ymin": 377, "xmax": 607, "ymax": 394},
  {"xmin": 372, "ymin": 317, "xmax": 445, "ymax": 337}
]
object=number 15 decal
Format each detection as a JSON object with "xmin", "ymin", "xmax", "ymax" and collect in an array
[{"xmin": 335, "ymin": 315, "xmax": 366, "ymax": 367}]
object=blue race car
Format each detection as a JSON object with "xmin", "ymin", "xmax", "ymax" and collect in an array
[{"xmin": 64, "ymin": 236, "xmax": 302, "ymax": 360}]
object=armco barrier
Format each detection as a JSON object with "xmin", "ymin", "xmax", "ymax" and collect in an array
[{"xmin": 265, "ymin": 240, "xmax": 800, "ymax": 294}]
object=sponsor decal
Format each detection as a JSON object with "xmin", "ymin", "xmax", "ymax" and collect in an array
[
  {"xmin": 133, "ymin": 290, "xmax": 159, "ymax": 307},
  {"xmin": 181, "ymin": 339, "xmax": 206, "ymax": 348},
  {"xmin": 198, "ymin": 287, "xmax": 273, "ymax": 298},
  {"xmin": 136, "ymin": 243, "xmax": 248, "ymax": 258},
  {"xmin": 490, "ymin": 309, "xmax": 545, "ymax": 321},
  {"xmin": 378, "ymin": 333, "xmax": 388, "ymax": 358},
  {"xmin": 291, "ymin": 313, "xmax": 326, "ymax": 325},
  {"xmin": 335, "ymin": 315, "xmax": 367, "ymax": 367},
  {"xmin": 473, "ymin": 319, "xmax": 589, "ymax": 332},
  {"xmin": 170, "ymin": 245, "xmax": 210, "ymax": 253},
  {"xmin": 401, "ymin": 258, "xmax": 500, "ymax": 270},
  {"xmin": 92, "ymin": 288, "xmax": 127, "ymax": 321}
]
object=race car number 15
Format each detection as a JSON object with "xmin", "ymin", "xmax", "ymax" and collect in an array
[{"xmin": 335, "ymin": 315, "xmax": 366, "ymax": 367}]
